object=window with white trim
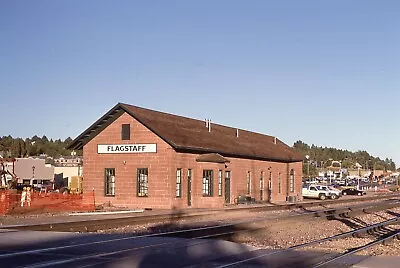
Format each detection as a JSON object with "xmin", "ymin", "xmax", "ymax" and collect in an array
[
  {"xmin": 218, "ymin": 170, "xmax": 223, "ymax": 196},
  {"xmin": 246, "ymin": 171, "xmax": 251, "ymax": 195},
  {"xmin": 290, "ymin": 169, "xmax": 295, "ymax": 192},
  {"xmin": 137, "ymin": 168, "xmax": 148, "ymax": 197},
  {"xmin": 202, "ymin": 170, "xmax": 213, "ymax": 196},
  {"xmin": 176, "ymin": 168, "xmax": 182, "ymax": 197},
  {"xmin": 278, "ymin": 172, "xmax": 281, "ymax": 193},
  {"xmin": 104, "ymin": 168, "xmax": 115, "ymax": 196},
  {"xmin": 268, "ymin": 171, "xmax": 272, "ymax": 189}
]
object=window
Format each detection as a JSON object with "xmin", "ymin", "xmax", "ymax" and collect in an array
[
  {"xmin": 290, "ymin": 169, "xmax": 295, "ymax": 192},
  {"xmin": 121, "ymin": 124, "xmax": 130, "ymax": 140},
  {"xmin": 176, "ymin": 168, "xmax": 182, "ymax": 197},
  {"xmin": 268, "ymin": 171, "xmax": 272, "ymax": 189},
  {"xmin": 104, "ymin": 168, "xmax": 115, "ymax": 196},
  {"xmin": 137, "ymin": 168, "xmax": 148, "ymax": 197},
  {"xmin": 260, "ymin": 171, "xmax": 264, "ymax": 201},
  {"xmin": 202, "ymin": 170, "xmax": 213, "ymax": 196},
  {"xmin": 246, "ymin": 171, "xmax": 251, "ymax": 195},
  {"xmin": 278, "ymin": 173, "xmax": 281, "ymax": 194},
  {"xmin": 218, "ymin": 170, "xmax": 223, "ymax": 196}
]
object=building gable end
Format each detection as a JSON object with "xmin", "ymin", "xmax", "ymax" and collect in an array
[{"xmin": 68, "ymin": 103, "xmax": 178, "ymax": 150}]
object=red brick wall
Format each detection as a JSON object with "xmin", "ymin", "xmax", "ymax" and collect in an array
[
  {"xmin": 83, "ymin": 112, "xmax": 303, "ymax": 209},
  {"xmin": 83, "ymin": 113, "xmax": 175, "ymax": 209},
  {"xmin": 168, "ymin": 154, "xmax": 303, "ymax": 207}
]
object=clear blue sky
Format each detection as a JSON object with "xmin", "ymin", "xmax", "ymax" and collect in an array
[{"xmin": 1, "ymin": 1, "xmax": 399, "ymax": 167}]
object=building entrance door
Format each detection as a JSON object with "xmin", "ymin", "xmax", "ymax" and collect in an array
[
  {"xmin": 187, "ymin": 169, "xmax": 192, "ymax": 206},
  {"xmin": 267, "ymin": 179, "xmax": 272, "ymax": 202},
  {"xmin": 224, "ymin": 171, "xmax": 231, "ymax": 204}
]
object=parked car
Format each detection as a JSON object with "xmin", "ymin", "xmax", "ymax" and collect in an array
[
  {"xmin": 342, "ymin": 188, "xmax": 366, "ymax": 196},
  {"xmin": 304, "ymin": 178, "xmax": 319, "ymax": 184}
]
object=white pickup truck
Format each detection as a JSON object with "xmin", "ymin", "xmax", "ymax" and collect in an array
[
  {"xmin": 315, "ymin": 185, "xmax": 342, "ymax": 199},
  {"xmin": 302, "ymin": 185, "xmax": 331, "ymax": 200}
]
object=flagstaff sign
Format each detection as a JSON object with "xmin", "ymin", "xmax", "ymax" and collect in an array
[{"xmin": 97, "ymin": 144, "xmax": 157, "ymax": 154}]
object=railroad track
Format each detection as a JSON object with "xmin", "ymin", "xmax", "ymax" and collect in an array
[
  {"xmin": 311, "ymin": 230, "xmax": 400, "ymax": 268},
  {"xmin": 1, "ymin": 199, "xmax": 400, "ymax": 267},
  {"xmin": 231, "ymin": 192, "xmax": 400, "ymax": 213},
  {"xmin": 2, "ymin": 193, "xmax": 400, "ymax": 232},
  {"xmin": 208, "ymin": 217, "xmax": 400, "ymax": 268}
]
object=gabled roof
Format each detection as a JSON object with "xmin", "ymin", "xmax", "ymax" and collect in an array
[{"xmin": 68, "ymin": 103, "xmax": 303, "ymax": 163}]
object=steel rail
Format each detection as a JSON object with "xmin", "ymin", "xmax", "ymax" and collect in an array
[
  {"xmin": 2, "ymin": 193, "xmax": 399, "ymax": 232},
  {"xmin": 311, "ymin": 230, "xmax": 400, "ymax": 268},
  {"xmin": 3, "ymin": 197, "xmax": 399, "ymax": 234},
  {"xmin": 3, "ymin": 200, "xmax": 397, "ymax": 259},
  {"xmin": 0, "ymin": 202, "xmax": 397, "ymax": 268},
  {"xmin": 214, "ymin": 217, "xmax": 400, "ymax": 268},
  {"xmin": 23, "ymin": 216, "xmax": 400, "ymax": 268},
  {"xmin": 0, "ymin": 211, "xmax": 219, "ymax": 232},
  {"xmin": 245, "ymin": 192, "xmax": 400, "ymax": 213},
  {"xmin": 13, "ymin": 223, "xmax": 271, "ymax": 268},
  {"xmin": 1, "ymin": 201, "xmax": 398, "ymax": 268}
]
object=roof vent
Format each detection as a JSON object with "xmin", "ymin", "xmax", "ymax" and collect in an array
[
  {"xmin": 274, "ymin": 137, "xmax": 277, "ymax": 144},
  {"xmin": 236, "ymin": 128, "xmax": 239, "ymax": 138},
  {"xmin": 208, "ymin": 119, "xmax": 211, "ymax": 132},
  {"xmin": 205, "ymin": 119, "xmax": 208, "ymax": 128}
]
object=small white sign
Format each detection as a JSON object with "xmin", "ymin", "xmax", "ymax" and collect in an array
[{"xmin": 97, "ymin": 144, "xmax": 157, "ymax": 154}]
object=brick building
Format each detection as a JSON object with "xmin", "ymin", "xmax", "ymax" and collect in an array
[{"xmin": 68, "ymin": 103, "xmax": 303, "ymax": 209}]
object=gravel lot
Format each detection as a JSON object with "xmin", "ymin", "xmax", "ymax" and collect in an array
[{"xmin": 242, "ymin": 207, "xmax": 400, "ymax": 257}]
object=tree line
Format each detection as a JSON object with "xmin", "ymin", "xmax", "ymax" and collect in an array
[
  {"xmin": 293, "ymin": 140, "xmax": 397, "ymax": 176},
  {"xmin": 1, "ymin": 136, "xmax": 396, "ymax": 174},
  {"xmin": 0, "ymin": 135, "xmax": 81, "ymax": 159}
]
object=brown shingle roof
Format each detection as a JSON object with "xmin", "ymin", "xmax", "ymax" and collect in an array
[
  {"xmin": 68, "ymin": 103, "xmax": 303, "ymax": 163},
  {"xmin": 196, "ymin": 153, "xmax": 231, "ymax": 164}
]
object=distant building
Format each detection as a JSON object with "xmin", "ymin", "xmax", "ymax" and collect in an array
[
  {"xmin": 53, "ymin": 156, "xmax": 82, "ymax": 190},
  {"xmin": 347, "ymin": 169, "xmax": 371, "ymax": 177},
  {"xmin": 54, "ymin": 156, "xmax": 82, "ymax": 167},
  {"xmin": 14, "ymin": 158, "xmax": 54, "ymax": 184}
]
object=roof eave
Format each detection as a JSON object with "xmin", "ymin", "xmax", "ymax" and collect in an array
[
  {"xmin": 175, "ymin": 146, "xmax": 302, "ymax": 163},
  {"xmin": 119, "ymin": 103, "xmax": 178, "ymax": 149},
  {"xmin": 67, "ymin": 103, "xmax": 179, "ymax": 151},
  {"xmin": 67, "ymin": 103, "xmax": 124, "ymax": 150}
]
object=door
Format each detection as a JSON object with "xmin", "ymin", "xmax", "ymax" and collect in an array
[
  {"xmin": 267, "ymin": 171, "xmax": 272, "ymax": 202},
  {"xmin": 187, "ymin": 169, "xmax": 192, "ymax": 206},
  {"xmin": 260, "ymin": 174, "xmax": 264, "ymax": 201},
  {"xmin": 224, "ymin": 171, "xmax": 231, "ymax": 204}
]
